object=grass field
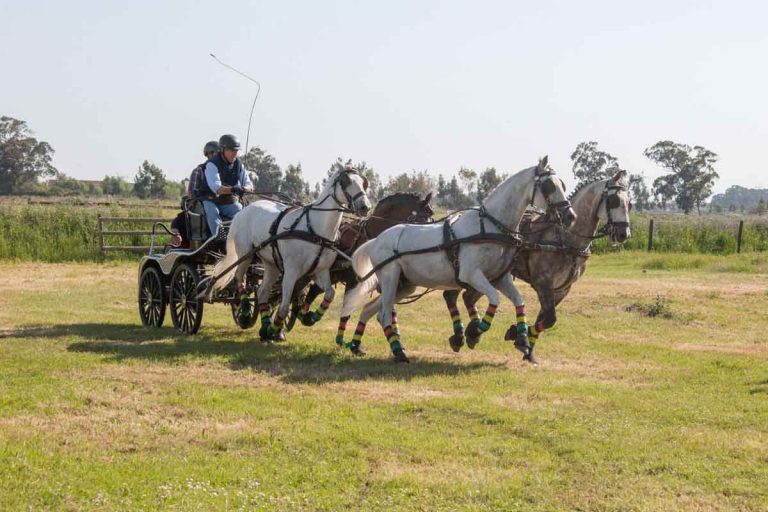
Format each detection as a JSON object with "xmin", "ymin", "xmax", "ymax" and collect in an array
[{"xmin": 1, "ymin": 253, "xmax": 767, "ymax": 511}]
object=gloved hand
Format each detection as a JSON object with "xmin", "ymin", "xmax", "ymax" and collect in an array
[{"xmin": 231, "ymin": 185, "xmax": 244, "ymax": 196}]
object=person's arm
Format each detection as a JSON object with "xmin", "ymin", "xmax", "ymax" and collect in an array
[
  {"xmin": 240, "ymin": 165, "xmax": 254, "ymax": 192},
  {"xmin": 204, "ymin": 162, "xmax": 227, "ymax": 195}
]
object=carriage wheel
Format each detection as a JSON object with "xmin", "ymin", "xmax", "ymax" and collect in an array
[
  {"xmin": 169, "ymin": 263, "xmax": 204, "ymax": 335},
  {"xmin": 138, "ymin": 266, "xmax": 166, "ymax": 328},
  {"xmin": 231, "ymin": 295, "xmax": 259, "ymax": 329}
]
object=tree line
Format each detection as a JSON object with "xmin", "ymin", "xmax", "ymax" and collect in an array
[{"xmin": 1, "ymin": 114, "xmax": 728, "ymax": 214}]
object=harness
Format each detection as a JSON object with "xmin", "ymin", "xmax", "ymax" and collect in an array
[
  {"xmin": 202, "ymin": 169, "xmax": 368, "ymax": 293},
  {"xmin": 357, "ymin": 167, "xmax": 572, "ymax": 285}
]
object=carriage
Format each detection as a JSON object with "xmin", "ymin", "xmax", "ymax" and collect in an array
[{"xmin": 136, "ymin": 195, "xmax": 280, "ymax": 335}]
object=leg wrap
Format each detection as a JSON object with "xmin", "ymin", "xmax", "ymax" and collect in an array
[
  {"xmin": 448, "ymin": 304, "xmax": 464, "ymax": 335},
  {"xmin": 310, "ymin": 298, "xmax": 332, "ymax": 323},
  {"xmin": 467, "ymin": 304, "xmax": 480, "ymax": 323},
  {"xmin": 515, "ymin": 305, "xmax": 528, "ymax": 334},
  {"xmin": 335, "ymin": 316, "xmax": 350, "ymax": 346},
  {"xmin": 348, "ymin": 321, "xmax": 366, "ymax": 347},
  {"xmin": 258, "ymin": 303, "xmax": 272, "ymax": 339},
  {"xmin": 479, "ymin": 304, "xmax": 497, "ymax": 332},
  {"xmin": 268, "ymin": 313, "xmax": 285, "ymax": 336},
  {"xmin": 384, "ymin": 325, "xmax": 402, "ymax": 352},
  {"xmin": 391, "ymin": 309, "xmax": 399, "ymax": 336}
]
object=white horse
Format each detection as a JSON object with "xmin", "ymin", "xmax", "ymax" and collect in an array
[
  {"xmin": 208, "ymin": 167, "xmax": 371, "ymax": 340},
  {"xmin": 341, "ymin": 156, "xmax": 576, "ymax": 362}
]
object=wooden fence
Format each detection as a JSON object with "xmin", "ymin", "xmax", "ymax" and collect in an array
[{"xmin": 97, "ymin": 214, "xmax": 172, "ymax": 254}]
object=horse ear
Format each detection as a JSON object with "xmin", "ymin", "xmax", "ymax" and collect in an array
[
  {"xmin": 538, "ymin": 155, "xmax": 549, "ymax": 170},
  {"xmin": 613, "ymin": 169, "xmax": 626, "ymax": 183},
  {"xmin": 422, "ymin": 192, "xmax": 432, "ymax": 205}
]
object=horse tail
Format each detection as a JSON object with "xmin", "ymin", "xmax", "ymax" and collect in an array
[
  {"xmin": 208, "ymin": 234, "xmax": 239, "ymax": 298},
  {"xmin": 341, "ymin": 239, "xmax": 379, "ymax": 318}
]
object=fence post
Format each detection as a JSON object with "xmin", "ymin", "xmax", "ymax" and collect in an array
[
  {"xmin": 647, "ymin": 219, "xmax": 654, "ymax": 252},
  {"xmin": 737, "ymin": 219, "xmax": 744, "ymax": 253},
  {"xmin": 97, "ymin": 213, "xmax": 104, "ymax": 255}
]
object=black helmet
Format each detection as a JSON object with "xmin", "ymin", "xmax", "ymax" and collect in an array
[
  {"xmin": 219, "ymin": 134, "xmax": 241, "ymax": 150},
  {"xmin": 203, "ymin": 140, "xmax": 219, "ymax": 155}
]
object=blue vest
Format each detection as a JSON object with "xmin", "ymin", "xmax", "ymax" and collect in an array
[{"xmin": 196, "ymin": 153, "xmax": 242, "ymax": 199}]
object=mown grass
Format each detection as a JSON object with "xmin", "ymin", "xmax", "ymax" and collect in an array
[{"xmin": 0, "ymin": 256, "xmax": 767, "ymax": 511}]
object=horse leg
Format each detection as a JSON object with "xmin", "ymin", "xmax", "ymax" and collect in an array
[
  {"xmin": 257, "ymin": 264, "xmax": 280, "ymax": 341},
  {"xmin": 443, "ymin": 290, "xmax": 465, "ymax": 352},
  {"xmin": 303, "ymin": 269, "xmax": 334, "ymax": 328},
  {"xmin": 494, "ymin": 274, "xmax": 531, "ymax": 355},
  {"xmin": 342, "ymin": 294, "xmax": 382, "ymax": 356},
  {"xmin": 461, "ymin": 289, "xmax": 482, "ymax": 349},
  {"xmin": 268, "ymin": 264, "xmax": 305, "ymax": 341},
  {"xmin": 299, "ymin": 282, "xmax": 324, "ymax": 326},
  {"xmin": 459, "ymin": 270, "xmax": 501, "ymax": 349},
  {"xmin": 524, "ymin": 285, "xmax": 562, "ymax": 364},
  {"xmin": 376, "ymin": 264, "xmax": 409, "ymax": 363}
]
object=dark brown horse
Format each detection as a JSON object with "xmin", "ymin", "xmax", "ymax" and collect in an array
[
  {"xmin": 293, "ymin": 192, "xmax": 434, "ymax": 352},
  {"xmin": 443, "ymin": 171, "xmax": 631, "ymax": 363}
]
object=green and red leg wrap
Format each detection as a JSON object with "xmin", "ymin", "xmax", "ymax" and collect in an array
[
  {"xmin": 448, "ymin": 304, "xmax": 464, "ymax": 335},
  {"xmin": 478, "ymin": 304, "xmax": 498, "ymax": 332},
  {"xmin": 515, "ymin": 305, "xmax": 529, "ymax": 336},
  {"xmin": 384, "ymin": 325, "xmax": 402, "ymax": 353}
]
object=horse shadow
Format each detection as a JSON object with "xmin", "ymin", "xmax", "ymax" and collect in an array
[{"xmin": 2, "ymin": 323, "xmax": 503, "ymax": 384}]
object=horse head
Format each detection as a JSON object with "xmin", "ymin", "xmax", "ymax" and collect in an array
[
  {"xmin": 333, "ymin": 167, "xmax": 372, "ymax": 216},
  {"xmin": 533, "ymin": 156, "xmax": 577, "ymax": 228},
  {"xmin": 599, "ymin": 170, "xmax": 631, "ymax": 243}
]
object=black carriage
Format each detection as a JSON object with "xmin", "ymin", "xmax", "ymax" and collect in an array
[{"xmin": 136, "ymin": 196, "xmax": 276, "ymax": 335}]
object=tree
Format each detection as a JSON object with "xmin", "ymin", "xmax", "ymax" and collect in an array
[
  {"xmin": 628, "ymin": 173, "xmax": 651, "ymax": 211},
  {"xmin": 757, "ymin": 198, "xmax": 767, "ymax": 216},
  {"xmin": 133, "ymin": 160, "xmax": 167, "ymax": 199},
  {"xmin": 281, "ymin": 163, "xmax": 311, "ymax": 202},
  {"xmin": 457, "ymin": 167, "xmax": 477, "ymax": 198},
  {"xmin": 382, "ymin": 170, "xmax": 435, "ymax": 199},
  {"xmin": 102, "ymin": 175, "xmax": 130, "ymax": 196},
  {"xmin": 49, "ymin": 174, "xmax": 84, "ymax": 196},
  {"xmin": 570, "ymin": 141, "xmax": 621, "ymax": 184},
  {"xmin": 476, "ymin": 167, "xmax": 505, "ymax": 203},
  {"xmin": 0, "ymin": 116, "xmax": 58, "ymax": 194},
  {"xmin": 644, "ymin": 141, "xmax": 719, "ymax": 215},
  {"xmin": 243, "ymin": 146, "xmax": 282, "ymax": 193},
  {"xmin": 652, "ymin": 175, "xmax": 677, "ymax": 210}
]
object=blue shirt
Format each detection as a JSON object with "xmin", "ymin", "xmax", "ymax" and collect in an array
[{"xmin": 204, "ymin": 160, "xmax": 254, "ymax": 194}]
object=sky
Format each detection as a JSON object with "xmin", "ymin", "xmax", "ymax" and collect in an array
[{"xmin": 2, "ymin": 0, "xmax": 767, "ymax": 193}]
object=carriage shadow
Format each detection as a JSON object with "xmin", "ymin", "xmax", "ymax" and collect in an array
[{"xmin": 2, "ymin": 323, "xmax": 502, "ymax": 384}]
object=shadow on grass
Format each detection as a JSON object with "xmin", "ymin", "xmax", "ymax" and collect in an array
[{"xmin": 1, "ymin": 323, "xmax": 503, "ymax": 384}]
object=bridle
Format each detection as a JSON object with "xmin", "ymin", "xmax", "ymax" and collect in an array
[
  {"xmin": 530, "ymin": 167, "xmax": 573, "ymax": 220},
  {"xmin": 313, "ymin": 169, "xmax": 369, "ymax": 214},
  {"xmin": 596, "ymin": 181, "xmax": 630, "ymax": 238}
]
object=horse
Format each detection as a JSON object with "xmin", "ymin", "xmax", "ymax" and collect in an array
[
  {"xmin": 207, "ymin": 167, "xmax": 372, "ymax": 341},
  {"xmin": 443, "ymin": 170, "xmax": 632, "ymax": 363},
  {"xmin": 294, "ymin": 192, "xmax": 435, "ymax": 353},
  {"xmin": 340, "ymin": 156, "xmax": 576, "ymax": 363}
]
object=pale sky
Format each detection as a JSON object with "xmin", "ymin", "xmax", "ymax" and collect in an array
[{"xmin": 2, "ymin": 0, "xmax": 767, "ymax": 193}]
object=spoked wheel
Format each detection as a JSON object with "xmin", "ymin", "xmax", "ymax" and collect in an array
[
  {"xmin": 169, "ymin": 263, "xmax": 204, "ymax": 334},
  {"xmin": 231, "ymin": 295, "xmax": 258, "ymax": 329},
  {"xmin": 138, "ymin": 266, "xmax": 166, "ymax": 327}
]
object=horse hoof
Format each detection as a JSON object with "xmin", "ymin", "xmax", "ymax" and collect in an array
[
  {"xmin": 504, "ymin": 326, "xmax": 515, "ymax": 341},
  {"xmin": 350, "ymin": 346, "xmax": 366, "ymax": 357},
  {"xmin": 393, "ymin": 349, "xmax": 410, "ymax": 363},
  {"xmin": 464, "ymin": 319, "xmax": 482, "ymax": 339},
  {"xmin": 514, "ymin": 333, "xmax": 530, "ymax": 354},
  {"xmin": 299, "ymin": 314, "xmax": 316, "ymax": 327},
  {"xmin": 273, "ymin": 330, "xmax": 286, "ymax": 342},
  {"xmin": 448, "ymin": 334, "xmax": 465, "ymax": 352},
  {"xmin": 523, "ymin": 352, "xmax": 539, "ymax": 365},
  {"xmin": 466, "ymin": 336, "xmax": 480, "ymax": 350}
]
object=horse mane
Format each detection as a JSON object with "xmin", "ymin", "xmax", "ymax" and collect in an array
[
  {"xmin": 377, "ymin": 192, "xmax": 421, "ymax": 206},
  {"xmin": 567, "ymin": 177, "xmax": 604, "ymax": 202}
]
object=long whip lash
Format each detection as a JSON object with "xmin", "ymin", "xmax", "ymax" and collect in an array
[{"xmin": 209, "ymin": 53, "xmax": 261, "ymax": 156}]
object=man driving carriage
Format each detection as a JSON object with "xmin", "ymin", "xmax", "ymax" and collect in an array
[{"xmin": 196, "ymin": 134, "xmax": 254, "ymax": 237}]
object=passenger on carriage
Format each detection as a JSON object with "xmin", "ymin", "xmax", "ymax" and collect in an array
[
  {"xmin": 195, "ymin": 134, "xmax": 254, "ymax": 237},
  {"xmin": 187, "ymin": 140, "xmax": 220, "ymax": 198}
]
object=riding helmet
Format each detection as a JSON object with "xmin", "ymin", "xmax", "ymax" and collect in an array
[
  {"xmin": 203, "ymin": 140, "xmax": 219, "ymax": 155},
  {"xmin": 219, "ymin": 134, "xmax": 241, "ymax": 150}
]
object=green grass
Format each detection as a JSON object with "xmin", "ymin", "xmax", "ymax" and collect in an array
[{"xmin": 0, "ymin": 255, "xmax": 767, "ymax": 510}]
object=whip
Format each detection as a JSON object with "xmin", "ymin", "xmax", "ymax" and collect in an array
[{"xmin": 209, "ymin": 53, "xmax": 261, "ymax": 156}]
